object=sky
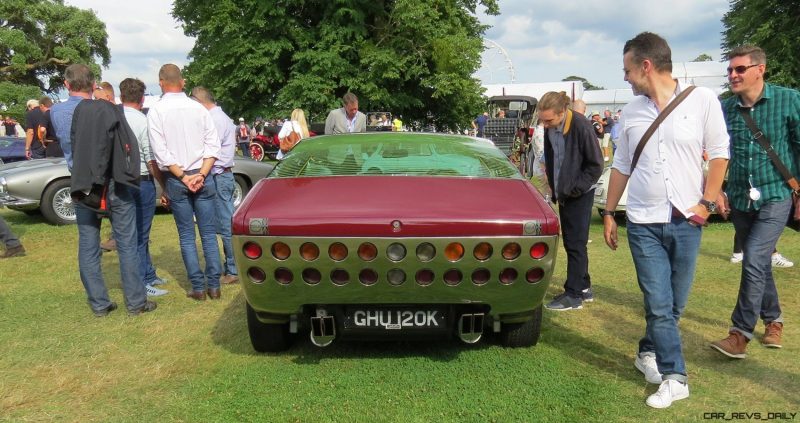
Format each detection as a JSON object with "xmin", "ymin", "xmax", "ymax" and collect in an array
[{"xmin": 65, "ymin": 0, "xmax": 730, "ymax": 94}]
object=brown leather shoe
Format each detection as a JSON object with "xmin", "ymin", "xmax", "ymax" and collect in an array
[
  {"xmin": 186, "ymin": 290, "xmax": 207, "ymax": 301},
  {"xmin": 762, "ymin": 322, "xmax": 783, "ymax": 348},
  {"xmin": 207, "ymin": 287, "xmax": 221, "ymax": 300},
  {"xmin": 711, "ymin": 330, "xmax": 748, "ymax": 359},
  {"xmin": 221, "ymin": 274, "xmax": 239, "ymax": 285},
  {"xmin": 0, "ymin": 245, "xmax": 25, "ymax": 258}
]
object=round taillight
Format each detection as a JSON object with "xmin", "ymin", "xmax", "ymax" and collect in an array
[
  {"xmin": 526, "ymin": 268, "xmax": 545, "ymax": 283},
  {"xmin": 359, "ymin": 269, "xmax": 378, "ymax": 285},
  {"xmin": 471, "ymin": 268, "xmax": 490, "ymax": 285},
  {"xmin": 247, "ymin": 267, "xmax": 266, "ymax": 283},
  {"xmin": 386, "ymin": 243, "xmax": 407, "ymax": 262},
  {"xmin": 473, "ymin": 242, "xmax": 493, "ymax": 261},
  {"xmin": 271, "ymin": 242, "xmax": 290, "ymax": 260},
  {"xmin": 416, "ymin": 243, "xmax": 436, "ymax": 262},
  {"xmin": 501, "ymin": 243, "xmax": 521, "ymax": 260},
  {"xmin": 331, "ymin": 269, "xmax": 349, "ymax": 285},
  {"xmin": 443, "ymin": 269, "xmax": 462, "ymax": 286},
  {"xmin": 328, "ymin": 243, "xmax": 348, "ymax": 261},
  {"xmin": 415, "ymin": 269, "xmax": 434, "ymax": 286},
  {"xmin": 302, "ymin": 268, "xmax": 321, "ymax": 285},
  {"xmin": 500, "ymin": 268, "xmax": 518, "ymax": 284},
  {"xmin": 358, "ymin": 243, "xmax": 378, "ymax": 261},
  {"xmin": 444, "ymin": 243, "xmax": 464, "ymax": 262},
  {"xmin": 275, "ymin": 268, "xmax": 293, "ymax": 284},
  {"xmin": 530, "ymin": 243, "xmax": 548, "ymax": 259},
  {"xmin": 387, "ymin": 269, "xmax": 406, "ymax": 286},
  {"xmin": 243, "ymin": 242, "xmax": 263, "ymax": 260},
  {"xmin": 300, "ymin": 243, "xmax": 320, "ymax": 261}
]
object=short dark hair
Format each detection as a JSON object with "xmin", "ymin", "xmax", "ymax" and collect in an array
[
  {"xmin": 342, "ymin": 92, "xmax": 358, "ymax": 106},
  {"xmin": 39, "ymin": 96, "xmax": 53, "ymax": 107},
  {"xmin": 726, "ymin": 45, "xmax": 766, "ymax": 65},
  {"xmin": 119, "ymin": 78, "xmax": 146, "ymax": 104},
  {"xmin": 190, "ymin": 86, "xmax": 215, "ymax": 104},
  {"xmin": 623, "ymin": 32, "xmax": 672, "ymax": 73},
  {"xmin": 64, "ymin": 64, "xmax": 95, "ymax": 93}
]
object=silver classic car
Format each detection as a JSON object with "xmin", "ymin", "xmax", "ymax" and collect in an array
[{"xmin": 0, "ymin": 158, "xmax": 273, "ymax": 225}]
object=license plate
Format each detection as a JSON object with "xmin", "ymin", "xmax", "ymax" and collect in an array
[{"xmin": 344, "ymin": 307, "xmax": 444, "ymax": 330}]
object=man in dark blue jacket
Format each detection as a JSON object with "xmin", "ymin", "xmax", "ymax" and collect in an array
[{"xmin": 540, "ymin": 91, "xmax": 604, "ymax": 311}]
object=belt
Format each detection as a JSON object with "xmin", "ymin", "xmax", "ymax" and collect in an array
[
  {"xmin": 140, "ymin": 174, "xmax": 154, "ymax": 182},
  {"xmin": 672, "ymin": 207, "xmax": 684, "ymax": 218}
]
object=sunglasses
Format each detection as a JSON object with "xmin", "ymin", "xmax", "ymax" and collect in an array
[{"xmin": 726, "ymin": 64, "xmax": 759, "ymax": 75}]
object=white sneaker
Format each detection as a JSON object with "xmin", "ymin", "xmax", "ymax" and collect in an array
[
  {"xmin": 730, "ymin": 252, "xmax": 743, "ymax": 263},
  {"xmin": 646, "ymin": 379, "xmax": 689, "ymax": 409},
  {"xmin": 634, "ymin": 352, "xmax": 662, "ymax": 384},
  {"xmin": 772, "ymin": 253, "xmax": 794, "ymax": 268},
  {"xmin": 145, "ymin": 284, "xmax": 169, "ymax": 297}
]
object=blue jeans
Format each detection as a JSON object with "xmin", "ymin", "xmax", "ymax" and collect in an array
[
  {"xmin": 132, "ymin": 178, "xmax": 158, "ymax": 286},
  {"xmin": 627, "ymin": 216, "xmax": 702, "ymax": 382},
  {"xmin": 214, "ymin": 172, "xmax": 237, "ymax": 276},
  {"xmin": 729, "ymin": 198, "xmax": 790, "ymax": 339},
  {"xmin": 239, "ymin": 142, "xmax": 250, "ymax": 158},
  {"xmin": 166, "ymin": 174, "xmax": 221, "ymax": 292},
  {"xmin": 76, "ymin": 181, "xmax": 146, "ymax": 312}
]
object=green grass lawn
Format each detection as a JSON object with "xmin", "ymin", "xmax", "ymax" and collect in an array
[{"xmin": 1, "ymin": 208, "xmax": 798, "ymax": 422}]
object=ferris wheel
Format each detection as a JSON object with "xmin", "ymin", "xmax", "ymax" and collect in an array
[{"xmin": 476, "ymin": 39, "xmax": 516, "ymax": 84}]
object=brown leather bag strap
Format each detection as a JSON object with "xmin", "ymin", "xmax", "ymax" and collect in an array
[
  {"xmin": 738, "ymin": 107, "xmax": 800, "ymax": 192},
  {"xmin": 630, "ymin": 85, "xmax": 697, "ymax": 173}
]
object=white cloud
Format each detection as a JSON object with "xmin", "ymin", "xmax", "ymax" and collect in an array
[{"xmin": 63, "ymin": 0, "xmax": 730, "ymax": 93}]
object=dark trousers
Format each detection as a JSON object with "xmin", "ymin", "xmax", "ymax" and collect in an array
[{"xmin": 558, "ymin": 189, "xmax": 594, "ymax": 297}]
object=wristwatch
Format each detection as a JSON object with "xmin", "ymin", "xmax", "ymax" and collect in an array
[
  {"xmin": 699, "ymin": 199, "xmax": 717, "ymax": 213},
  {"xmin": 600, "ymin": 209, "xmax": 615, "ymax": 217}
]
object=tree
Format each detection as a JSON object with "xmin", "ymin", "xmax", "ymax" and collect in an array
[
  {"xmin": 0, "ymin": 0, "xmax": 110, "ymax": 121},
  {"xmin": 692, "ymin": 53, "xmax": 712, "ymax": 62},
  {"xmin": 562, "ymin": 76, "xmax": 604, "ymax": 91},
  {"xmin": 722, "ymin": 0, "xmax": 799, "ymax": 89},
  {"xmin": 172, "ymin": 0, "xmax": 499, "ymax": 130}
]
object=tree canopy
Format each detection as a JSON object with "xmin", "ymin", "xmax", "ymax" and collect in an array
[
  {"xmin": 562, "ymin": 76, "xmax": 604, "ymax": 91},
  {"xmin": 691, "ymin": 53, "xmax": 712, "ymax": 62},
  {"xmin": 722, "ymin": 0, "xmax": 799, "ymax": 89},
  {"xmin": 172, "ymin": 0, "xmax": 499, "ymax": 130},
  {"xmin": 0, "ymin": 0, "xmax": 109, "ymax": 120}
]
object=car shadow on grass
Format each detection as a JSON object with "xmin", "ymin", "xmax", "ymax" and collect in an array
[{"xmin": 211, "ymin": 289, "xmax": 497, "ymax": 362}]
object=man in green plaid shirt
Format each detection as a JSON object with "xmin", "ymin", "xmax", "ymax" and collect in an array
[{"xmin": 711, "ymin": 45, "xmax": 800, "ymax": 359}]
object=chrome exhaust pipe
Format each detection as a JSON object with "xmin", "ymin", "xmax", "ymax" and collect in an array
[
  {"xmin": 457, "ymin": 313, "xmax": 484, "ymax": 344},
  {"xmin": 309, "ymin": 315, "xmax": 336, "ymax": 347}
]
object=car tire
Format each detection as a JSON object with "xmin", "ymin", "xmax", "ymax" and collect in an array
[
  {"xmin": 41, "ymin": 179, "xmax": 76, "ymax": 225},
  {"xmin": 250, "ymin": 143, "xmax": 265, "ymax": 162},
  {"xmin": 266, "ymin": 152, "xmax": 278, "ymax": 161},
  {"xmin": 499, "ymin": 305, "xmax": 542, "ymax": 348},
  {"xmin": 246, "ymin": 301, "xmax": 291, "ymax": 352},
  {"xmin": 233, "ymin": 174, "xmax": 250, "ymax": 208}
]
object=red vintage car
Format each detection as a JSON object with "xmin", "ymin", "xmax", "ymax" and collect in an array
[{"xmin": 232, "ymin": 132, "xmax": 560, "ymax": 351}]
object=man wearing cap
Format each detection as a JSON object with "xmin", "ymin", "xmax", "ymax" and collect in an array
[{"xmin": 235, "ymin": 117, "xmax": 251, "ymax": 158}]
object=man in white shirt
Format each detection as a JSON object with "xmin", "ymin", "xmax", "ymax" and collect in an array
[
  {"xmin": 120, "ymin": 78, "xmax": 169, "ymax": 297},
  {"xmin": 190, "ymin": 86, "xmax": 239, "ymax": 285},
  {"xmin": 147, "ymin": 64, "xmax": 222, "ymax": 301},
  {"xmin": 602, "ymin": 32, "xmax": 729, "ymax": 409}
]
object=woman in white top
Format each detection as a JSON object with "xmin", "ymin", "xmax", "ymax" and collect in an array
[{"xmin": 276, "ymin": 108, "xmax": 310, "ymax": 160}]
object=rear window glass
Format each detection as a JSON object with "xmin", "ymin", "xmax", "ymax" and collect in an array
[{"xmin": 269, "ymin": 133, "xmax": 523, "ymax": 179}]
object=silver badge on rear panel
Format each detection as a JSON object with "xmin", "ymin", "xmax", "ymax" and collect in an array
[
  {"xmin": 523, "ymin": 220, "xmax": 541, "ymax": 236},
  {"xmin": 249, "ymin": 218, "xmax": 268, "ymax": 235}
]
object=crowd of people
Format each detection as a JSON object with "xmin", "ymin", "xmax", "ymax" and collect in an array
[{"xmin": 1, "ymin": 31, "xmax": 798, "ymax": 412}]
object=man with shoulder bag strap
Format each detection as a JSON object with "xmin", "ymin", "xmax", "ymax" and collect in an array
[
  {"xmin": 603, "ymin": 32, "xmax": 729, "ymax": 409},
  {"xmin": 710, "ymin": 45, "xmax": 800, "ymax": 360}
]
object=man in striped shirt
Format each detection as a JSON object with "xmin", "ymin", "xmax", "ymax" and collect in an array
[{"xmin": 711, "ymin": 45, "xmax": 800, "ymax": 358}]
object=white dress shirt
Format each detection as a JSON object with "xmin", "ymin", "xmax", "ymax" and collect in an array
[
  {"xmin": 612, "ymin": 81, "xmax": 729, "ymax": 224},
  {"xmin": 147, "ymin": 92, "xmax": 220, "ymax": 172},
  {"xmin": 208, "ymin": 105, "xmax": 236, "ymax": 173}
]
